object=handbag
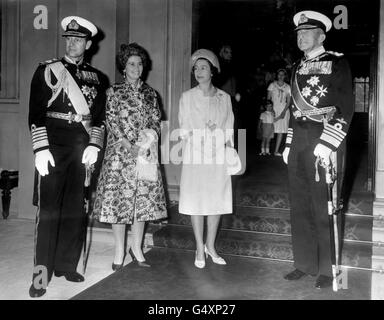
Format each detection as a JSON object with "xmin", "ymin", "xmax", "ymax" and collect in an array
[
  {"xmin": 136, "ymin": 129, "xmax": 158, "ymax": 182},
  {"xmin": 136, "ymin": 154, "xmax": 158, "ymax": 181},
  {"xmin": 225, "ymin": 146, "xmax": 242, "ymax": 175}
]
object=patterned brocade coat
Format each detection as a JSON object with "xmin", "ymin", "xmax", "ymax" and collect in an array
[{"xmin": 93, "ymin": 81, "xmax": 167, "ymax": 224}]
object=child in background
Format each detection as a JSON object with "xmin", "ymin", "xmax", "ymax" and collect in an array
[{"xmin": 258, "ymin": 99, "xmax": 275, "ymax": 155}]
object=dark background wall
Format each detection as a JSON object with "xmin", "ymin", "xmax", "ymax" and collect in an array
[{"xmin": 194, "ymin": 0, "xmax": 379, "ymax": 80}]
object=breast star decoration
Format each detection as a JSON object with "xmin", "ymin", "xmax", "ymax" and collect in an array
[
  {"xmin": 81, "ymin": 85, "xmax": 98, "ymax": 107},
  {"xmin": 301, "ymin": 76, "xmax": 328, "ymax": 107}
]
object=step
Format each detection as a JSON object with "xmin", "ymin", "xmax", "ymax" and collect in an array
[
  {"xmin": 151, "ymin": 224, "xmax": 372, "ymax": 269},
  {"xmin": 166, "ymin": 204, "xmax": 373, "ymax": 242},
  {"xmin": 235, "ymin": 190, "xmax": 373, "ymax": 215}
]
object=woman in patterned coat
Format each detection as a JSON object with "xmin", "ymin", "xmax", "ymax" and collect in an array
[{"xmin": 93, "ymin": 43, "xmax": 167, "ymax": 270}]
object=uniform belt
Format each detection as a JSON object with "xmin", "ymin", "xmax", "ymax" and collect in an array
[{"xmin": 46, "ymin": 111, "xmax": 92, "ymax": 124}]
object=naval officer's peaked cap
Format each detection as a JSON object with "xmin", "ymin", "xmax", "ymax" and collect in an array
[
  {"xmin": 293, "ymin": 10, "xmax": 332, "ymax": 33},
  {"xmin": 61, "ymin": 16, "xmax": 98, "ymax": 38}
]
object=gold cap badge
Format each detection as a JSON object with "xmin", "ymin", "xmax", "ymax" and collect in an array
[
  {"xmin": 68, "ymin": 19, "xmax": 79, "ymax": 30},
  {"xmin": 299, "ymin": 14, "xmax": 308, "ymax": 24}
]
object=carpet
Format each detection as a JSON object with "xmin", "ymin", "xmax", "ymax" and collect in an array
[{"xmin": 72, "ymin": 248, "xmax": 371, "ymax": 300}]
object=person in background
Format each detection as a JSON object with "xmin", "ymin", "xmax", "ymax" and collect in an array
[
  {"xmin": 28, "ymin": 16, "xmax": 107, "ymax": 298},
  {"xmin": 217, "ymin": 45, "xmax": 241, "ymax": 103},
  {"xmin": 267, "ymin": 68, "xmax": 291, "ymax": 156},
  {"xmin": 93, "ymin": 43, "xmax": 167, "ymax": 271},
  {"xmin": 178, "ymin": 49, "xmax": 234, "ymax": 268},
  {"xmin": 217, "ymin": 45, "xmax": 242, "ymax": 148},
  {"xmin": 258, "ymin": 99, "xmax": 275, "ymax": 155}
]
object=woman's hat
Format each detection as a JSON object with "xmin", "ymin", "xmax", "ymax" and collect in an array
[{"xmin": 190, "ymin": 49, "xmax": 221, "ymax": 73}]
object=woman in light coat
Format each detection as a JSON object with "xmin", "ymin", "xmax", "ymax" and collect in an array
[{"xmin": 178, "ymin": 49, "xmax": 235, "ymax": 268}]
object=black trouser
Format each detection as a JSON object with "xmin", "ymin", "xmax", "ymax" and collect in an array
[
  {"xmin": 287, "ymin": 122, "xmax": 344, "ymax": 277},
  {"xmin": 32, "ymin": 142, "xmax": 87, "ymax": 283}
]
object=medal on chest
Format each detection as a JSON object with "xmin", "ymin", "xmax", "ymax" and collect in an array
[{"xmin": 80, "ymin": 71, "xmax": 100, "ymax": 84}]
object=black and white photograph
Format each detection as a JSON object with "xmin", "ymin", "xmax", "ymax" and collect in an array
[{"xmin": 0, "ymin": 0, "xmax": 383, "ymax": 305}]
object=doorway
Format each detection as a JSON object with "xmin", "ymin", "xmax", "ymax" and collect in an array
[{"xmin": 192, "ymin": 0, "xmax": 379, "ymax": 194}]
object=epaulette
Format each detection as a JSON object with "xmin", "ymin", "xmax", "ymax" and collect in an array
[
  {"xmin": 39, "ymin": 58, "xmax": 60, "ymax": 66},
  {"xmin": 326, "ymin": 51, "xmax": 344, "ymax": 57}
]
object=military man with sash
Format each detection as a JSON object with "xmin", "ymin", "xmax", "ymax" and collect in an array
[
  {"xmin": 28, "ymin": 16, "xmax": 107, "ymax": 298},
  {"xmin": 282, "ymin": 11, "xmax": 353, "ymax": 289}
]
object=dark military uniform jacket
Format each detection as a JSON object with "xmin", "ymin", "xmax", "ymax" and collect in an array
[
  {"xmin": 29, "ymin": 56, "xmax": 107, "ymax": 152},
  {"xmin": 285, "ymin": 47, "xmax": 354, "ymax": 152}
]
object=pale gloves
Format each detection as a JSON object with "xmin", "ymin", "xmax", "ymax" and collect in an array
[
  {"xmin": 82, "ymin": 146, "xmax": 100, "ymax": 166},
  {"xmin": 313, "ymin": 143, "xmax": 332, "ymax": 166},
  {"xmin": 282, "ymin": 147, "xmax": 290, "ymax": 165},
  {"xmin": 282, "ymin": 144, "xmax": 332, "ymax": 166},
  {"xmin": 35, "ymin": 149, "xmax": 55, "ymax": 176},
  {"xmin": 35, "ymin": 146, "xmax": 99, "ymax": 176}
]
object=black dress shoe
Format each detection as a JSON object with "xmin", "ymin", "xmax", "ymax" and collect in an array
[
  {"xmin": 29, "ymin": 284, "xmax": 46, "ymax": 298},
  {"xmin": 315, "ymin": 275, "xmax": 333, "ymax": 289},
  {"xmin": 129, "ymin": 248, "xmax": 151, "ymax": 268},
  {"xmin": 112, "ymin": 263, "xmax": 124, "ymax": 272},
  {"xmin": 284, "ymin": 269, "xmax": 307, "ymax": 280},
  {"xmin": 54, "ymin": 271, "xmax": 84, "ymax": 282}
]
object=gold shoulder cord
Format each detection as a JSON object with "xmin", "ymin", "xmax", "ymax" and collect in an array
[{"xmin": 44, "ymin": 64, "xmax": 68, "ymax": 108}]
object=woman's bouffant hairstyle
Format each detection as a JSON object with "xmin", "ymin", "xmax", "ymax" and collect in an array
[
  {"xmin": 116, "ymin": 42, "xmax": 150, "ymax": 75},
  {"xmin": 192, "ymin": 58, "xmax": 219, "ymax": 80}
]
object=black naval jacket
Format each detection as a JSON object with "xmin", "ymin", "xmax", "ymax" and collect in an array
[
  {"xmin": 286, "ymin": 50, "xmax": 354, "ymax": 152},
  {"xmin": 29, "ymin": 57, "xmax": 107, "ymax": 153}
]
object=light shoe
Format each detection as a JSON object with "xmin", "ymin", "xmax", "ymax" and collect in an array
[
  {"xmin": 194, "ymin": 251, "xmax": 205, "ymax": 269},
  {"xmin": 274, "ymin": 152, "xmax": 282, "ymax": 157},
  {"xmin": 204, "ymin": 245, "xmax": 227, "ymax": 265}
]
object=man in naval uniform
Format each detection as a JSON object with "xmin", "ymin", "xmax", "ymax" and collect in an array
[
  {"xmin": 282, "ymin": 11, "xmax": 353, "ymax": 289},
  {"xmin": 28, "ymin": 16, "xmax": 107, "ymax": 298}
]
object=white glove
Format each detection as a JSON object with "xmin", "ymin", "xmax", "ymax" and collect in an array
[
  {"xmin": 313, "ymin": 143, "xmax": 332, "ymax": 166},
  {"xmin": 235, "ymin": 93, "xmax": 241, "ymax": 102},
  {"xmin": 82, "ymin": 146, "xmax": 100, "ymax": 166},
  {"xmin": 136, "ymin": 129, "xmax": 157, "ymax": 149},
  {"xmin": 282, "ymin": 147, "xmax": 290, "ymax": 164},
  {"xmin": 35, "ymin": 149, "xmax": 55, "ymax": 176}
]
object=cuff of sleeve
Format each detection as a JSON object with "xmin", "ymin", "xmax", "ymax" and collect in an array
[
  {"xmin": 89, "ymin": 125, "xmax": 105, "ymax": 149},
  {"xmin": 285, "ymin": 128, "xmax": 293, "ymax": 147},
  {"xmin": 319, "ymin": 123, "xmax": 346, "ymax": 151},
  {"xmin": 31, "ymin": 125, "xmax": 49, "ymax": 154}
]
